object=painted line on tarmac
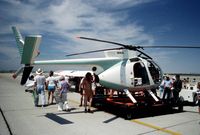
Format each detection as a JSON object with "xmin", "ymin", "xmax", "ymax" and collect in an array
[
  {"xmin": 0, "ymin": 107, "xmax": 13, "ymax": 135},
  {"xmin": 131, "ymin": 119, "xmax": 181, "ymax": 135}
]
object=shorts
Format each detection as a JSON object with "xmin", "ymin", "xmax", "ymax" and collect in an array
[{"xmin": 48, "ymin": 86, "xmax": 55, "ymax": 91}]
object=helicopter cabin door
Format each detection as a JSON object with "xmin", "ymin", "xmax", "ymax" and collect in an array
[{"xmin": 133, "ymin": 62, "xmax": 150, "ymax": 86}]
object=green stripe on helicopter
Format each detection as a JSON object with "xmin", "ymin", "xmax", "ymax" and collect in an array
[{"xmin": 34, "ymin": 58, "xmax": 122, "ymax": 70}]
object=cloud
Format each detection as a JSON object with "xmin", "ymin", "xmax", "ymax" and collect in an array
[
  {"xmin": 0, "ymin": 45, "xmax": 20, "ymax": 70},
  {"xmin": 5, "ymin": 0, "xmax": 155, "ymax": 39},
  {"xmin": 0, "ymin": 0, "xmax": 158, "ymax": 70}
]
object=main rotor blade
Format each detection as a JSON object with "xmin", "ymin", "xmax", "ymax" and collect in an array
[
  {"xmin": 77, "ymin": 36, "xmax": 142, "ymax": 50},
  {"xmin": 78, "ymin": 37, "xmax": 200, "ymax": 49},
  {"xmin": 66, "ymin": 47, "xmax": 124, "ymax": 57},
  {"xmin": 141, "ymin": 45, "xmax": 200, "ymax": 49},
  {"xmin": 78, "ymin": 37, "xmax": 127, "ymax": 47},
  {"xmin": 136, "ymin": 49, "xmax": 152, "ymax": 59}
]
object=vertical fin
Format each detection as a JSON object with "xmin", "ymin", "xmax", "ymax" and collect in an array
[
  {"xmin": 12, "ymin": 26, "xmax": 42, "ymax": 85},
  {"xmin": 21, "ymin": 35, "xmax": 42, "ymax": 64}
]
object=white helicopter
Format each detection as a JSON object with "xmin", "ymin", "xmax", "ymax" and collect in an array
[{"xmin": 12, "ymin": 26, "xmax": 200, "ymax": 103}]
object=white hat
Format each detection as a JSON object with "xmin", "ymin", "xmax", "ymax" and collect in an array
[
  {"xmin": 36, "ymin": 68, "xmax": 43, "ymax": 75},
  {"xmin": 59, "ymin": 75, "xmax": 65, "ymax": 81}
]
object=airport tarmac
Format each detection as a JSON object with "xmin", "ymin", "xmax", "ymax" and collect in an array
[{"xmin": 0, "ymin": 73, "xmax": 200, "ymax": 135}]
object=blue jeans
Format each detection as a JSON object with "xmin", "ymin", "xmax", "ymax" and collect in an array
[{"xmin": 36, "ymin": 85, "xmax": 45, "ymax": 106}]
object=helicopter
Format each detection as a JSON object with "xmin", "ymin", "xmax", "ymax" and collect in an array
[{"xmin": 11, "ymin": 26, "xmax": 200, "ymax": 103}]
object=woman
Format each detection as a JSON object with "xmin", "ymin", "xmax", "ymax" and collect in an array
[
  {"xmin": 56, "ymin": 76, "xmax": 70, "ymax": 111},
  {"xmin": 80, "ymin": 72, "xmax": 93, "ymax": 113},
  {"xmin": 46, "ymin": 71, "xmax": 57, "ymax": 105}
]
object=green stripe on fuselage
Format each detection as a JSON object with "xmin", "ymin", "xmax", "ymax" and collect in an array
[
  {"xmin": 34, "ymin": 58, "xmax": 121, "ymax": 70},
  {"xmin": 99, "ymin": 80, "xmax": 126, "ymax": 90}
]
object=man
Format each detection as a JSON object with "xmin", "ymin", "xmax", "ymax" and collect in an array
[
  {"xmin": 162, "ymin": 76, "xmax": 173, "ymax": 102},
  {"xmin": 34, "ymin": 68, "xmax": 46, "ymax": 107},
  {"xmin": 80, "ymin": 72, "xmax": 93, "ymax": 113},
  {"xmin": 173, "ymin": 75, "xmax": 182, "ymax": 103}
]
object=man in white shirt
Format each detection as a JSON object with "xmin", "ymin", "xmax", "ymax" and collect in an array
[{"xmin": 34, "ymin": 68, "xmax": 46, "ymax": 107}]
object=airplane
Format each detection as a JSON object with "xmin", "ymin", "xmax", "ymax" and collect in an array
[{"xmin": 11, "ymin": 26, "xmax": 200, "ymax": 104}]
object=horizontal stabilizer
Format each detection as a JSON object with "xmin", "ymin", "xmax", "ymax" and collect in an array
[
  {"xmin": 12, "ymin": 26, "xmax": 24, "ymax": 57},
  {"xmin": 12, "ymin": 66, "xmax": 24, "ymax": 79},
  {"xmin": 21, "ymin": 35, "xmax": 42, "ymax": 64}
]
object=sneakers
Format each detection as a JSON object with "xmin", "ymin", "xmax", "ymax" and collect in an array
[
  {"xmin": 58, "ymin": 106, "xmax": 63, "ymax": 111},
  {"xmin": 63, "ymin": 101, "xmax": 69, "ymax": 111},
  {"xmin": 57, "ymin": 103, "xmax": 63, "ymax": 111}
]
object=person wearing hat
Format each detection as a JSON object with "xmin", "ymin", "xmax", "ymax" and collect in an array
[{"xmin": 34, "ymin": 68, "xmax": 46, "ymax": 107}]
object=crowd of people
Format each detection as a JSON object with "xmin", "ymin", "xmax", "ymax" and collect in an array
[
  {"xmin": 33, "ymin": 68, "xmax": 70, "ymax": 111},
  {"xmin": 159, "ymin": 75, "xmax": 200, "ymax": 113},
  {"xmin": 30, "ymin": 67, "xmax": 99, "ymax": 113},
  {"xmin": 30, "ymin": 69, "xmax": 200, "ymax": 114},
  {"xmin": 159, "ymin": 75, "xmax": 182, "ymax": 103}
]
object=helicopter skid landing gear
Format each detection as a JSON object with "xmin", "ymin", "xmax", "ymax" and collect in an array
[
  {"xmin": 123, "ymin": 89, "xmax": 137, "ymax": 103},
  {"xmin": 147, "ymin": 90, "xmax": 159, "ymax": 102}
]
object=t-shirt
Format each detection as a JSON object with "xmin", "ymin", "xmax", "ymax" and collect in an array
[
  {"xmin": 34, "ymin": 75, "xmax": 46, "ymax": 86},
  {"xmin": 164, "ymin": 80, "xmax": 172, "ymax": 88},
  {"xmin": 46, "ymin": 76, "xmax": 56, "ymax": 87},
  {"xmin": 59, "ymin": 80, "xmax": 69, "ymax": 93}
]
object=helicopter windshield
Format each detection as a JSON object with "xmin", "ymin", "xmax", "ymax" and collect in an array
[{"xmin": 147, "ymin": 60, "xmax": 162, "ymax": 84}]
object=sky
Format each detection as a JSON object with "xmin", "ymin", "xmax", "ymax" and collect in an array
[{"xmin": 0, "ymin": 0, "xmax": 200, "ymax": 73}]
